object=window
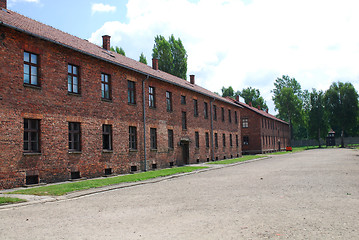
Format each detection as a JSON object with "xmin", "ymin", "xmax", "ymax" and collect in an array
[
  {"xmin": 101, "ymin": 73, "xmax": 111, "ymax": 100},
  {"xmin": 181, "ymin": 95, "xmax": 186, "ymax": 105},
  {"xmin": 242, "ymin": 118, "xmax": 248, "ymax": 128},
  {"xmin": 235, "ymin": 111, "xmax": 238, "ymax": 124},
  {"xmin": 168, "ymin": 129, "xmax": 174, "ymax": 149},
  {"xmin": 193, "ymin": 99, "xmax": 198, "ymax": 117},
  {"xmin": 213, "ymin": 105, "xmax": 217, "ymax": 121},
  {"xmin": 128, "ymin": 81, "xmax": 136, "ymax": 104},
  {"xmin": 236, "ymin": 134, "xmax": 239, "ymax": 147},
  {"xmin": 215, "ymin": 133, "xmax": 218, "ymax": 148},
  {"xmin": 205, "ymin": 132, "xmax": 210, "ymax": 148},
  {"xmin": 223, "ymin": 133, "xmax": 226, "ymax": 147},
  {"xmin": 68, "ymin": 122, "xmax": 81, "ymax": 151},
  {"xmin": 23, "ymin": 119, "xmax": 40, "ymax": 152},
  {"xmin": 24, "ymin": 51, "xmax": 39, "ymax": 86},
  {"xmin": 230, "ymin": 134, "xmax": 233, "ymax": 147},
  {"xmin": 221, "ymin": 107, "xmax": 225, "ymax": 122},
  {"xmin": 166, "ymin": 91, "xmax": 172, "ymax": 112},
  {"xmin": 228, "ymin": 109, "xmax": 232, "ymax": 123},
  {"xmin": 243, "ymin": 136, "xmax": 249, "ymax": 145},
  {"xmin": 149, "ymin": 86, "xmax": 156, "ymax": 108},
  {"xmin": 150, "ymin": 128, "xmax": 157, "ymax": 149},
  {"xmin": 204, "ymin": 102, "xmax": 208, "ymax": 119},
  {"xmin": 68, "ymin": 64, "xmax": 79, "ymax": 94},
  {"xmin": 129, "ymin": 126, "xmax": 137, "ymax": 150},
  {"xmin": 195, "ymin": 131, "xmax": 199, "ymax": 148},
  {"xmin": 182, "ymin": 111, "xmax": 187, "ymax": 130},
  {"xmin": 102, "ymin": 124, "xmax": 112, "ymax": 150}
]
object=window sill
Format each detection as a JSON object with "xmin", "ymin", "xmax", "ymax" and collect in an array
[
  {"xmin": 128, "ymin": 102, "xmax": 136, "ymax": 106},
  {"xmin": 150, "ymin": 149, "xmax": 158, "ymax": 152},
  {"xmin": 101, "ymin": 98, "xmax": 112, "ymax": 103},
  {"xmin": 129, "ymin": 149, "xmax": 138, "ymax": 152},
  {"xmin": 102, "ymin": 149, "xmax": 113, "ymax": 153},
  {"xmin": 24, "ymin": 83, "xmax": 41, "ymax": 90},
  {"xmin": 68, "ymin": 92, "xmax": 81, "ymax": 97},
  {"xmin": 149, "ymin": 106, "xmax": 156, "ymax": 109},
  {"xmin": 167, "ymin": 110, "xmax": 173, "ymax": 113},
  {"xmin": 68, "ymin": 151, "xmax": 82, "ymax": 154},
  {"xmin": 23, "ymin": 152, "xmax": 41, "ymax": 156},
  {"xmin": 168, "ymin": 148, "xmax": 174, "ymax": 151}
]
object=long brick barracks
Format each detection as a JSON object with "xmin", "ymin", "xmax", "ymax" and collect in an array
[{"xmin": 0, "ymin": 0, "xmax": 290, "ymax": 189}]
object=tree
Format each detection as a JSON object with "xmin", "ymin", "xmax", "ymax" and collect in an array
[
  {"xmin": 238, "ymin": 87, "xmax": 268, "ymax": 110},
  {"xmin": 308, "ymin": 89, "xmax": 328, "ymax": 147},
  {"xmin": 272, "ymin": 75, "xmax": 303, "ymax": 143},
  {"xmin": 110, "ymin": 46, "xmax": 126, "ymax": 56},
  {"xmin": 139, "ymin": 52, "xmax": 147, "ymax": 64},
  {"xmin": 152, "ymin": 34, "xmax": 187, "ymax": 79},
  {"xmin": 221, "ymin": 86, "xmax": 235, "ymax": 98},
  {"xmin": 324, "ymin": 82, "xmax": 359, "ymax": 147}
]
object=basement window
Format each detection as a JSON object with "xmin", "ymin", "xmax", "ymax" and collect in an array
[
  {"xmin": 71, "ymin": 171, "xmax": 81, "ymax": 180},
  {"xmin": 169, "ymin": 161, "xmax": 174, "ymax": 167},
  {"xmin": 26, "ymin": 175, "xmax": 39, "ymax": 185},
  {"xmin": 131, "ymin": 166, "xmax": 137, "ymax": 172},
  {"xmin": 207, "ymin": 158, "xmax": 209, "ymax": 162},
  {"xmin": 104, "ymin": 168, "xmax": 112, "ymax": 175},
  {"xmin": 152, "ymin": 163, "xmax": 157, "ymax": 169}
]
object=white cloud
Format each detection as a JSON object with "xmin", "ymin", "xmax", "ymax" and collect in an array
[
  {"xmin": 91, "ymin": 3, "xmax": 117, "ymax": 15},
  {"xmin": 89, "ymin": 0, "xmax": 359, "ymax": 114}
]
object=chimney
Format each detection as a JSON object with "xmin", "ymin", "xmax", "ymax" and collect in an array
[
  {"xmin": 257, "ymin": 105, "xmax": 261, "ymax": 110},
  {"xmin": 0, "ymin": 0, "xmax": 6, "ymax": 9},
  {"xmin": 236, "ymin": 95, "xmax": 239, "ymax": 101},
  {"xmin": 249, "ymin": 102, "xmax": 252, "ymax": 107},
  {"xmin": 152, "ymin": 58, "xmax": 159, "ymax": 70},
  {"xmin": 102, "ymin": 35, "xmax": 111, "ymax": 51},
  {"xmin": 190, "ymin": 75, "xmax": 195, "ymax": 84},
  {"xmin": 266, "ymin": 109, "xmax": 268, "ymax": 113}
]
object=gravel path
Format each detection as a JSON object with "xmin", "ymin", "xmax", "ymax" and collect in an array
[{"xmin": 0, "ymin": 148, "xmax": 358, "ymax": 239}]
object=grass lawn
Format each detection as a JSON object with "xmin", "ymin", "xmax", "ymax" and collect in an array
[
  {"xmin": 9, "ymin": 166, "xmax": 208, "ymax": 196},
  {"xmin": 0, "ymin": 197, "xmax": 26, "ymax": 205},
  {"xmin": 207, "ymin": 155, "xmax": 267, "ymax": 164}
]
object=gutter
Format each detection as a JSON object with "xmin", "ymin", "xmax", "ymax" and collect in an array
[
  {"xmin": 142, "ymin": 75, "xmax": 149, "ymax": 172},
  {"xmin": 0, "ymin": 21, "xmax": 239, "ymax": 108}
]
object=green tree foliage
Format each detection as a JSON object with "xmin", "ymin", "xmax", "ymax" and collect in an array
[
  {"xmin": 139, "ymin": 52, "xmax": 147, "ymax": 64},
  {"xmin": 152, "ymin": 35, "xmax": 188, "ymax": 79},
  {"xmin": 238, "ymin": 87, "xmax": 268, "ymax": 110},
  {"xmin": 324, "ymin": 81, "xmax": 359, "ymax": 147},
  {"xmin": 221, "ymin": 86, "xmax": 235, "ymax": 98},
  {"xmin": 110, "ymin": 46, "xmax": 126, "ymax": 56},
  {"xmin": 308, "ymin": 89, "xmax": 328, "ymax": 147},
  {"xmin": 272, "ymin": 75, "xmax": 303, "ymax": 141}
]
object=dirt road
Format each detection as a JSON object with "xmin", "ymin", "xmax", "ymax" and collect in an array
[{"xmin": 1, "ymin": 148, "xmax": 358, "ymax": 239}]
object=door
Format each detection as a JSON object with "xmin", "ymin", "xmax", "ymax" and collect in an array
[{"xmin": 181, "ymin": 142, "xmax": 190, "ymax": 165}]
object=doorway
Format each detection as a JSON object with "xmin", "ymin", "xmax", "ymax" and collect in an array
[{"xmin": 181, "ymin": 141, "xmax": 190, "ymax": 165}]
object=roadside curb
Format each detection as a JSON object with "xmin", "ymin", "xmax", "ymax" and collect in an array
[{"xmin": 0, "ymin": 156, "xmax": 271, "ymax": 210}]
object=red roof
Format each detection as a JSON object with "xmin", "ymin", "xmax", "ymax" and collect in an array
[
  {"xmin": 225, "ymin": 97, "xmax": 289, "ymax": 125},
  {"xmin": 0, "ymin": 8, "xmax": 236, "ymax": 106}
]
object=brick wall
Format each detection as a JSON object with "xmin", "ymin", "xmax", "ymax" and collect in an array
[{"xmin": 0, "ymin": 26, "xmax": 241, "ymax": 189}]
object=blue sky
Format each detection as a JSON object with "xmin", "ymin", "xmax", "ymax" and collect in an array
[{"xmin": 7, "ymin": 0, "xmax": 359, "ymax": 114}]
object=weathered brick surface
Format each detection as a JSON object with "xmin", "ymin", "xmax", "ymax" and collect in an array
[{"xmin": 0, "ymin": 26, "xmax": 241, "ymax": 189}]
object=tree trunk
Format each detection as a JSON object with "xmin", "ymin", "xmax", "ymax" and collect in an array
[{"xmin": 341, "ymin": 129, "xmax": 344, "ymax": 148}]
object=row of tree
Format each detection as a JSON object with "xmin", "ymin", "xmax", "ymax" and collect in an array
[
  {"xmin": 110, "ymin": 34, "xmax": 188, "ymax": 79},
  {"xmin": 221, "ymin": 76, "xmax": 359, "ymax": 146}
]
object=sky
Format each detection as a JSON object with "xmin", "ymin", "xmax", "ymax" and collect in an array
[{"xmin": 8, "ymin": 0, "xmax": 359, "ymax": 114}]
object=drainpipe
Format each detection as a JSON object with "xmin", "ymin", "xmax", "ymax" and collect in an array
[
  {"xmin": 142, "ymin": 75, "xmax": 149, "ymax": 172},
  {"xmin": 210, "ymin": 98, "xmax": 215, "ymax": 161}
]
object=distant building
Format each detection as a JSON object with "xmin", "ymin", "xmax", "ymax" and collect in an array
[{"xmin": 228, "ymin": 97, "xmax": 290, "ymax": 155}]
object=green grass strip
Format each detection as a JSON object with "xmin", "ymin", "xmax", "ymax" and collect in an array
[
  {"xmin": 9, "ymin": 166, "xmax": 208, "ymax": 196},
  {"xmin": 0, "ymin": 197, "xmax": 26, "ymax": 205},
  {"xmin": 207, "ymin": 155, "xmax": 267, "ymax": 164}
]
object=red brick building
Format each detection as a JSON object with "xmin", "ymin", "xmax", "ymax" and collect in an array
[
  {"xmin": 229, "ymin": 98, "xmax": 290, "ymax": 154},
  {"xmin": 0, "ymin": 1, "xmax": 241, "ymax": 189}
]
